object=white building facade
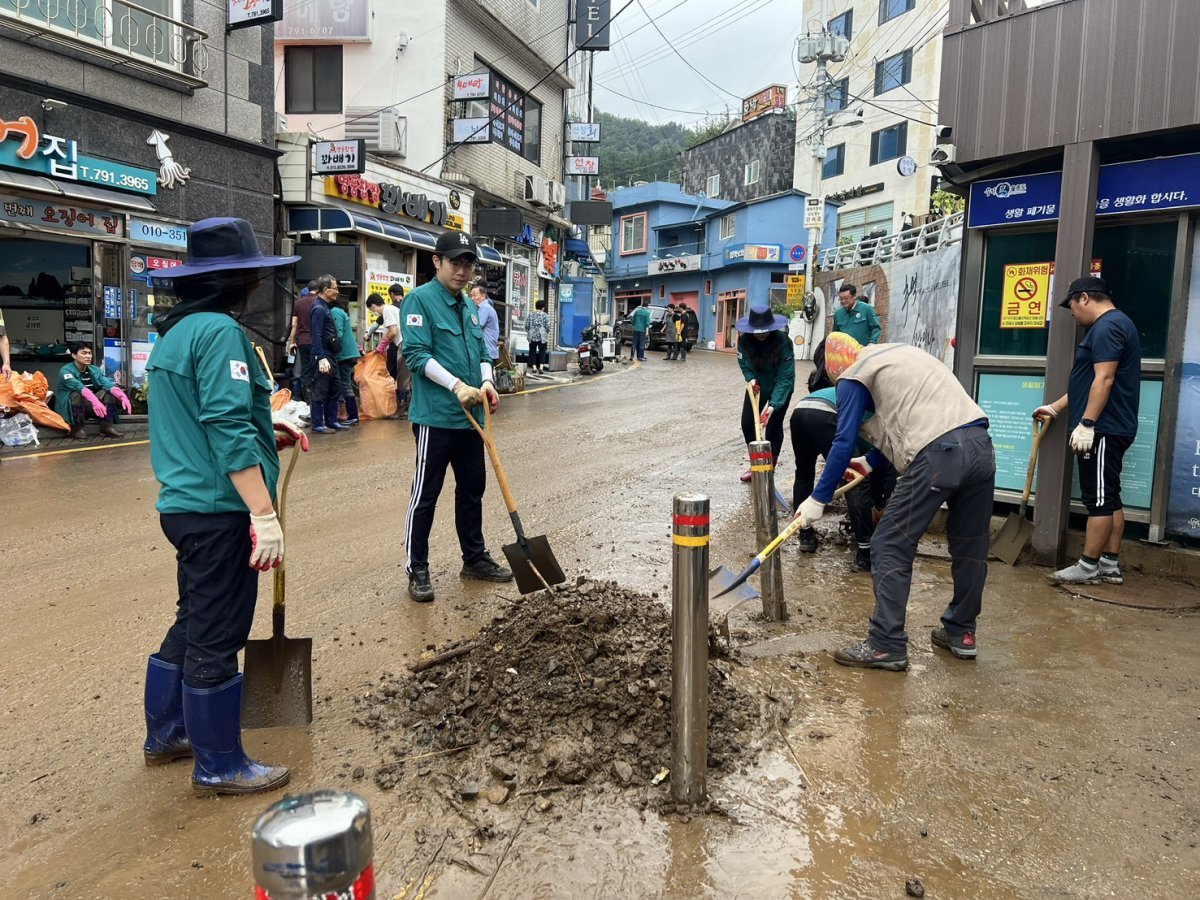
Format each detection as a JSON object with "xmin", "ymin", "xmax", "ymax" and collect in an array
[
  {"xmin": 794, "ymin": 0, "xmax": 947, "ymax": 246},
  {"xmin": 274, "ymin": 0, "xmax": 576, "ymax": 354}
]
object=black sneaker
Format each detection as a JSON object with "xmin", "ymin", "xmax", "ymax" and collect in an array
[
  {"xmin": 797, "ymin": 528, "xmax": 818, "ymax": 553},
  {"xmin": 460, "ymin": 553, "xmax": 514, "ymax": 583},
  {"xmin": 851, "ymin": 548, "xmax": 872, "ymax": 573},
  {"xmin": 931, "ymin": 627, "xmax": 977, "ymax": 659},
  {"xmin": 408, "ymin": 568, "xmax": 434, "ymax": 603},
  {"xmin": 833, "ymin": 640, "xmax": 908, "ymax": 671}
]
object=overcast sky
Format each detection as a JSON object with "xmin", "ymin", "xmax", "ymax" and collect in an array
[{"xmin": 590, "ymin": 0, "xmax": 807, "ymax": 126}]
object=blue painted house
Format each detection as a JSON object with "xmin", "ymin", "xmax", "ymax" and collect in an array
[{"xmin": 606, "ymin": 182, "xmax": 839, "ymax": 351}]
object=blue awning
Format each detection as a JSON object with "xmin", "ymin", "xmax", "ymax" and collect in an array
[
  {"xmin": 564, "ymin": 238, "xmax": 591, "ymax": 257},
  {"xmin": 287, "ymin": 206, "xmax": 503, "ymax": 266}
]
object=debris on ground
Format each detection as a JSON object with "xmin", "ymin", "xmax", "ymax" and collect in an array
[
  {"xmin": 906, "ymin": 876, "xmax": 926, "ymax": 897},
  {"xmin": 353, "ymin": 578, "xmax": 762, "ymax": 796}
]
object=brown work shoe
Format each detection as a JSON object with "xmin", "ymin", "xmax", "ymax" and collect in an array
[{"xmin": 99, "ymin": 422, "xmax": 125, "ymax": 438}]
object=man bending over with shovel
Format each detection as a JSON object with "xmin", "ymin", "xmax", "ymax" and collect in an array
[
  {"xmin": 401, "ymin": 231, "xmax": 514, "ymax": 603},
  {"xmin": 800, "ymin": 333, "xmax": 996, "ymax": 671}
]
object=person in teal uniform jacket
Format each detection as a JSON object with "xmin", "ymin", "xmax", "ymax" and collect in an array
[
  {"xmin": 142, "ymin": 217, "xmax": 307, "ymax": 798},
  {"xmin": 832, "ymin": 283, "xmax": 882, "ymax": 346},
  {"xmin": 54, "ymin": 342, "xmax": 131, "ymax": 439},
  {"xmin": 331, "ymin": 293, "xmax": 362, "ymax": 425},
  {"xmin": 736, "ymin": 303, "xmax": 796, "ymax": 482}
]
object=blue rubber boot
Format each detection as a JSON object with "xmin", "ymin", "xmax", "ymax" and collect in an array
[
  {"xmin": 328, "ymin": 397, "xmax": 349, "ymax": 430},
  {"xmin": 143, "ymin": 655, "xmax": 192, "ymax": 766},
  {"xmin": 182, "ymin": 675, "xmax": 290, "ymax": 797},
  {"xmin": 310, "ymin": 400, "xmax": 332, "ymax": 434}
]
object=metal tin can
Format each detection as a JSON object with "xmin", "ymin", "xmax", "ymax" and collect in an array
[{"xmin": 252, "ymin": 791, "xmax": 374, "ymax": 900}]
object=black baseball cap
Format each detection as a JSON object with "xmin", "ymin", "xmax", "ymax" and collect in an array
[
  {"xmin": 434, "ymin": 230, "xmax": 479, "ymax": 260},
  {"xmin": 1059, "ymin": 275, "xmax": 1110, "ymax": 308}
]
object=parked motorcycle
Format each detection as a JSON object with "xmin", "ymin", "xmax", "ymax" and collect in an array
[{"xmin": 577, "ymin": 325, "xmax": 604, "ymax": 375}]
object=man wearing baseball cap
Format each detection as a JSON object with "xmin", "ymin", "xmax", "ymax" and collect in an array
[
  {"xmin": 1033, "ymin": 276, "xmax": 1142, "ymax": 585},
  {"xmin": 400, "ymin": 231, "xmax": 513, "ymax": 602}
]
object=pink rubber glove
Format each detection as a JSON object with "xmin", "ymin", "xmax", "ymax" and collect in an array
[
  {"xmin": 375, "ymin": 341, "xmax": 389, "ymax": 355},
  {"xmin": 80, "ymin": 387, "xmax": 108, "ymax": 418},
  {"xmin": 110, "ymin": 385, "xmax": 132, "ymax": 414}
]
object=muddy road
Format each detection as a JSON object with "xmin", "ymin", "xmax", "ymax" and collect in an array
[{"xmin": 3, "ymin": 350, "xmax": 1198, "ymax": 897}]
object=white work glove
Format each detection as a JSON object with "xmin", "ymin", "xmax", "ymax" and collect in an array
[
  {"xmin": 798, "ymin": 496, "xmax": 826, "ymax": 526},
  {"xmin": 1069, "ymin": 422, "xmax": 1095, "ymax": 453},
  {"xmin": 1032, "ymin": 404, "xmax": 1058, "ymax": 423},
  {"xmin": 481, "ymin": 380, "xmax": 500, "ymax": 413},
  {"xmin": 453, "ymin": 379, "xmax": 483, "ymax": 408},
  {"xmin": 317, "ymin": 358, "xmax": 331, "ymax": 375},
  {"xmin": 844, "ymin": 455, "xmax": 873, "ymax": 481},
  {"xmin": 248, "ymin": 512, "xmax": 284, "ymax": 571}
]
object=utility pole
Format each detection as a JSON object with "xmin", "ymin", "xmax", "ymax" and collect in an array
[{"xmin": 797, "ymin": 0, "xmax": 849, "ymax": 350}]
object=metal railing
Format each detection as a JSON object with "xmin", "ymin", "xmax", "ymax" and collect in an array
[
  {"xmin": 1, "ymin": 0, "xmax": 210, "ymax": 81},
  {"xmin": 818, "ymin": 210, "xmax": 964, "ymax": 270}
]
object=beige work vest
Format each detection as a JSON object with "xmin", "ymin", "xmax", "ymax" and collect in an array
[{"xmin": 841, "ymin": 343, "xmax": 987, "ymax": 473}]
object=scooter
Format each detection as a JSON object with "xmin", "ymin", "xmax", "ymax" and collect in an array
[{"xmin": 577, "ymin": 325, "xmax": 604, "ymax": 375}]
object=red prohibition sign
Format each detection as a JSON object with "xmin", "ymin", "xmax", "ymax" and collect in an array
[{"xmin": 1014, "ymin": 277, "xmax": 1039, "ymax": 300}]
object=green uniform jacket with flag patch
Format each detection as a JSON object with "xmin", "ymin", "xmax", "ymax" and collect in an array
[
  {"xmin": 401, "ymin": 278, "xmax": 488, "ymax": 430},
  {"xmin": 53, "ymin": 362, "xmax": 115, "ymax": 426},
  {"xmin": 146, "ymin": 312, "xmax": 279, "ymax": 514}
]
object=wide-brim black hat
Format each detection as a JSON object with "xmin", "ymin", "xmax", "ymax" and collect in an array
[
  {"xmin": 149, "ymin": 217, "xmax": 299, "ymax": 283},
  {"xmin": 736, "ymin": 303, "xmax": 788, "ymax": 334}
]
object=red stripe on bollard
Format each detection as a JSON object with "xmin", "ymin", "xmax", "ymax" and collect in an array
[{"xmin": 673, "ymin": 514, "xmax": 710, "ymax": 527}]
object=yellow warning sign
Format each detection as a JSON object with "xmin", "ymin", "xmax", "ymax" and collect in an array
[
  {"xmin": 786, "ymin": 274, "xmax": 806, "ymax": 303},
  {"xmin": 1000, "ymin": 263, "xmax": 1051, "ymax": 329}
]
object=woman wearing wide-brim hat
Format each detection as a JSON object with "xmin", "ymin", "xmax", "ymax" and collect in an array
[
  {"xmin": 141, "ymin": 217, "xmax": 306, "ymax": 797},
  {"xmin": 736, "ymin": 303, "xmax": 795, "ymax": 482}
]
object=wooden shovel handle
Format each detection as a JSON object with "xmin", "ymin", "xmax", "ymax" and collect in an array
[
  {"xmin": 254, "ymin": 344, "xmax": 276, "ymax": 391},
  {"xmin": 747, "ymin": 381, "xmax": 763, "ymax": 442},
  {"xmin": 1020, "ymin": 417, "xmax": 1049, "ymax": 510},
  {"xmin": 462, "ymin": 402, "xmax": 519, "ymax": 516},
  {"xmin": 272, "ymin": 438, "xmax": 301, "ymax": 621}
]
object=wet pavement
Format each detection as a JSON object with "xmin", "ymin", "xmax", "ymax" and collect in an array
[{"xmin": 2, "ymin": 348, "xmax": 1198, "ymax": 898}]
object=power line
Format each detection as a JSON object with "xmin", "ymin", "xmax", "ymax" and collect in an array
[
  {"xmin": 633, "ymin": 0, "xmax": 742, "ymax": 100},
  {"xmin": 595, "ymin": 82, "xmax": 728, "ymax": 117}
]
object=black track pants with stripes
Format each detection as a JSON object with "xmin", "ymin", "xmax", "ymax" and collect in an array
[{"xmin": 404, "ymin": 423, "xmax": 487, "ymax": 574}]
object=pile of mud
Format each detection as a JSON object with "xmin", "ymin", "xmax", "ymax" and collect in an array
[{"xmin": 353, "ymin": 578, "xmax": 761, "ymax": 794}]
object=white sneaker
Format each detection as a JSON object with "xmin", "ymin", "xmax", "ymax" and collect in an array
[
  {"xmin": 1099, "ymin": 561, "xmax": 1123, "ymax": 584},
  {"xmin": 1048, "ymin": 561, "xmax": 1100, "ymax": 584}
]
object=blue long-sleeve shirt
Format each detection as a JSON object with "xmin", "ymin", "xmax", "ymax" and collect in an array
[
  {"xmin": 309, "ymin": 298, "xmax": 335, "ymax": 361},
  {"xmin": 477, "ymin": 298, "xmax": 499, "ymax": 359},
  {"xmin": 812, "ymin": 380, "xmax": 887, "ymax": 504}
]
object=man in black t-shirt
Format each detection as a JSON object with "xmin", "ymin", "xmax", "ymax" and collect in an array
[{"xmin": 1033, "ymin": 276, "xmax": 1141, "ymax": 585}]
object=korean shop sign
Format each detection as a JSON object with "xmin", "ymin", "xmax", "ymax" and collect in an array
[
  {"xmin": 0, "ymin": 193, "xmax": 124, "ymax": 237},
  {"xmin": 228, "ymin": 0, "xmax": 282, "ymax": 31},
  {"xmin": 575, "ymin": 1, "xmax": 612, "ymax": 50},
  {"xmin": 313, "ymin": 139, "xmax": 366, "ymax": 175},
  {"xmin": 0, "ymin": 115, "xmax": 157, "ymax": 195},
  {"xmin": 325, "ymin": 175, "xmax": 450, "ymax": 228},
  {"xmin": 969, "ymin": 152, "xmax": 1200, "ymax": 228},
  {"xmin": 276, "ymin": 0, "xmax": 371, "ymax": 41}
]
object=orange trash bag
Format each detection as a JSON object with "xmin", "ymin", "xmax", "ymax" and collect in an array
[
  {"xmin": 1, "ymin": 371, "xmax": 69, "ymax": 432},
  {"xmin": 354, "ymin": 353, "xmax": 396, "ymax": 420}
]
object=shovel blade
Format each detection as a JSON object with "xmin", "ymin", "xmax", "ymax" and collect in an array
[
  {"xmin": 709, "ymin": 565, "xmax": 760, "ymax": 603},
  {"xmin": 241, "ymin": 636, "xmax": 314, "ymax": 729},
  {"xmin": 502, "ymin": 534, "xmax": 567, "ymax": 595},
  {"xmin": 990, "ymin": 513, "xmax": 1033, "ymax": 566}
]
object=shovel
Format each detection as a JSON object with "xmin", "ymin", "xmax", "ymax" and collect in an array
[
  {"xmin": 712, "ymin": 471, "xmax": 866, "ymax": 599},
  {"xmin": 990, "ymin": 418, "xmax": 1048, "ymax": 566},
  {"xmin": 463, "ymin": 402, "xmax": 567, "ymax": 595},
  {"xmin": 241, "ymin": 430, "xmax": 313, "ymax": 729}
]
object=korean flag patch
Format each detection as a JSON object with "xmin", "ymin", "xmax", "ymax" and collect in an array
[
  {"xmin": 406, "ymin": 313, "xmax": 423, "ymax": 328},
  {"xmin": 230, "ymin": 360, "xmax": 250, "ymax": 382}
]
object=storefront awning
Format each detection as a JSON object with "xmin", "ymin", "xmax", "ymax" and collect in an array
[
  {"xmin": 564, "ymin": 238, "xmax": 592, "ymax": 258},
  {"xmin": 287, "ymin": 206, "xmax": 504, "ymax": 266},
  {"xmin": 0, "ymin": 168, "xmax": 157, "ymax": 212}
]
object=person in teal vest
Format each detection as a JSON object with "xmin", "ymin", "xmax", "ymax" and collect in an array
[
  {"xmin": 142, "ymin": 217, "xmax": 306, "ymax": 797},
  {"xmin": 630, "ymin": 299, "xmax": 651, "ymax": 361},
  {"xmin": 53, "ymin": 342, "xmax": 131, "ymax": 439},
  {"xmin": 331, "ymin": 293, "xmax": 361, "ymax": 425}
]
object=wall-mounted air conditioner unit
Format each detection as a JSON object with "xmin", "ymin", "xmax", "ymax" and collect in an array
[
  {"xmin": 547, "ymin": 180, "xmax": 566, "ymax": 210},
  {"xmin": 345, "ymin": 107, "xmax": 408, "ymax": 157},
  {"xmin": 523, "ymin": 174, "xmax": 551, "ymax": 207}
]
